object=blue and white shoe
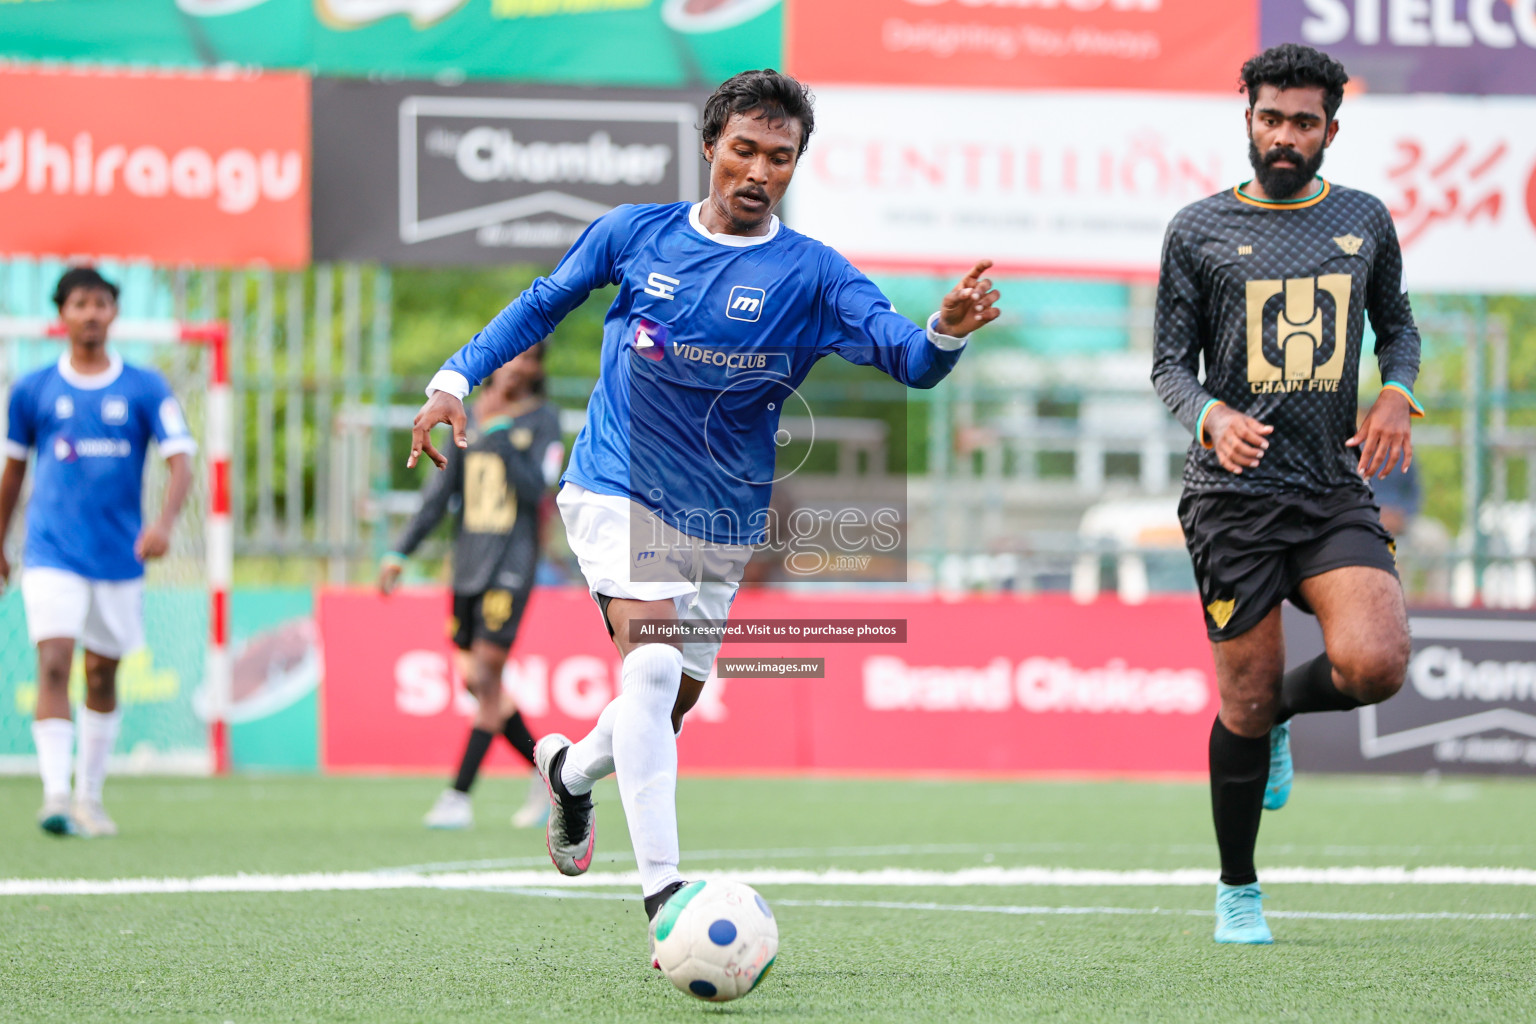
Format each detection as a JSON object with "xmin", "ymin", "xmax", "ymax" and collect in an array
[
  {"xmin": 1264, "ymin": 722, "xmax": 1293, "ymax": 811},
  {"xmin": 1214, "ymin": 882, "xmax": 1273, "ymax": 944}
]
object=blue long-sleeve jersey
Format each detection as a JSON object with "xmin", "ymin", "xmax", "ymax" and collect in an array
[{"xmin": 436, "ymin": 202, "xmax": 966, "ymax": 545}]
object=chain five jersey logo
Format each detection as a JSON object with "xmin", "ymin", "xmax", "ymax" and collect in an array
[{"xmin": 1244, "ymin": 274, "xmax": 1352, "ymax": 393}]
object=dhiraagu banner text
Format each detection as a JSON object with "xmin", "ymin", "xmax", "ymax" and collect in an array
[{"xmin": 0, "ymin": 1, "xmax": 782, "ymax": 86}]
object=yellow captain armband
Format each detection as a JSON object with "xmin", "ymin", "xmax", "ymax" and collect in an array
[
  {"xmin": 1381, "ymin": 382, "xmax": 1426, "ymax": 418},
  {"xmin": 1196, "ymin": 399, "xmax": 1225, "ymax": 449}
]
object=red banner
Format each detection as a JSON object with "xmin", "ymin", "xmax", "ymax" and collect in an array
[
  {"xmin": 320, "ymin": 587, "xmax": 1217, "ymax": 775},
  {"xmin": 785, "ymin": 0, "xmax": 1256, "ymax": 93},
  {"xmin": 0, "ymin": 66, "xmax": 310, "ymax": 267}
]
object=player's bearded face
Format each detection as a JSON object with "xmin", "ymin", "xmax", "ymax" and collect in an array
[{"xmin": 1247, "ymin": 134, "xmax": 1325, "ymax": 200}]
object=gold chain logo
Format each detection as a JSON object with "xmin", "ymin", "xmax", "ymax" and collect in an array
[{"xmin": 1245, "ymin": 274, "xmax": 1352, "ymax": 394}]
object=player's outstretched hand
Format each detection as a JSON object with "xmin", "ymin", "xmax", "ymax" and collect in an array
[
  {"xmin": 378, "ymin": 561, "xmax": 402, "ymax": 596},
  {"xmin": 0, "ymin": 550, "xmax": 9, "ymax": 590},
  {"xmin": 936, "ymin": 260, "xmax": 1002, "ymax": 338},
  {"xmin": 1205, "ymin": 405, "xmax": 1272, "ymax": 476},
  {"xmin": 409, "ymin": 390, "xmax": 469, "ymax": 470},
  {"xmin": 1348, "ymin": 388, "xmax": 1413, "ymax": 479},
  {"xmin": 135, "ymin": 523, "xmax": 171, "ymax": 561}
]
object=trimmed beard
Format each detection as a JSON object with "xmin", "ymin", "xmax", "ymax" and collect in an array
[{"xmin": 1248, "ymin": 139, "xmax": 1325, "ymax": 200}]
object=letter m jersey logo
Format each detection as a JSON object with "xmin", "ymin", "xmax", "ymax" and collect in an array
[{"xmin": 726, "ymin": 285, "xmax": 766, "ymax": 323}]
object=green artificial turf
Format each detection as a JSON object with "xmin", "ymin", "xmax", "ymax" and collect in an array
[{"xmin": 1, "ymin": 774, "xmax": 1533, "ymax": 1022}]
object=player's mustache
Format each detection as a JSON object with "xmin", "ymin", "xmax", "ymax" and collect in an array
[
  {"xmin": 1263, "ymin": 146, "xmax": 1305, "ymax": 166},
  {"xmin": 735, "ymin": 187, "xmax": 769, "ymax": 204}
]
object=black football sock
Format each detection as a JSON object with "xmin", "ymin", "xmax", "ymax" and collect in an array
[
  {"xmin": 1275, "ymin": 653, "xmax": 1364, "ymax": 724},
  {"xmin": 501, "ymin": 712, "xmax": 537, "ymax": 767},
  {"xmin": 452, "ymin": 728, "xmax": 495, "ymax": 794},
  {"xmin": 1210, "ymin": 716, "xmax": 1269, "ymax": 887}
]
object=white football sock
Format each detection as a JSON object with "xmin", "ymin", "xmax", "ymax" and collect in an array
[
  {"xmin": 561, "ymin": 696, "xmax": 622, "ymax": 796},
  {"xmin": 31, "ymin": 718, "xmax": 74, "ymax": 801},
  {"xmin": 610, "ymin": 643, "xmax": 685, "ymax": 896},
  {"xmin": 75, "ymin": 707, "xmax": 121, "ymax": 804}
]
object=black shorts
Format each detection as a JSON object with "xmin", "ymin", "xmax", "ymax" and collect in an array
[
  {"xmin": 1178, "ymin": 487, "xmax": 1398, "ymax": 642},
  {"xmin": 449, "ymin": 588, "xmax": 530, "ymax": 651}
]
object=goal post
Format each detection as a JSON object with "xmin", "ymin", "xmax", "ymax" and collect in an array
[{"xmin": 0, "ymin": 316, "xmax": 232, "ymax": 776}]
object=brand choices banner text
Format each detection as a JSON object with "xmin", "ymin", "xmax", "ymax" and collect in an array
[
  {"xmin": 0, "ymin": 67, "xmax": 310, "ymax": 267},
  {"xmin": 320, "ymin": 588, "xmax": 1218, "ymax": 773},
  {"xmin": 788, "ymin": 87, "xmax": 1536, "ymax": 293}
]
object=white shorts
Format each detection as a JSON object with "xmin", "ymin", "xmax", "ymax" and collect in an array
[
  {"xmin": 557, "ymin": 483, "xmax": 751, "ymax": 680},
  {"xmin": 21, "ymin": 567, "xmax": 144, "ymax": 659}
]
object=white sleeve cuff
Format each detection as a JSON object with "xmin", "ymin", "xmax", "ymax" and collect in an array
[
  {"xmin": 426, "ymin": 370, "xmax": 471, "ymax": 400},
  {"xmin": 926, "ymin": 313, "xmax": 969, "ymax": 352},
  {"xmin": 3, "ymin": 440, "xmax": 28, "ymax": 461},
  {"xmin": 159, "ymin": 437, "xmax": 199, "ymax": 458}
]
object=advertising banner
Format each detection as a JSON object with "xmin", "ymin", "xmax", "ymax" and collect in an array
[
  {"xmin": 1262, "ymin": 0, "xmax": 1536, "ymax": 95},
  {"xmin": 0, "ymin": 67, "xmax": 310, "ymax": 267},
  {"xmin": 0, "ymin": 0, "xmax": 781, "ymax": 87},
  {"xmin": 785, "ymin": 0, "xmax": 1256, "ymax": 93},
  {"xmin": 0, "ymin": 588, "xmax": 208, "ymax": 773},
  {"xmin": 319, "ymin": 587, "xmax": 1218, "ymax": 774},
  {"xmin": 312, "ymin": 78, "xmax": 708, "ymax": 265},
  {"xmin": 1285, "ymin": 606, "xmax": 1536, "ymax": 775},
  {"xmin": 786, "ymin": 87, "xmax": 1536, "ymax": 293}
]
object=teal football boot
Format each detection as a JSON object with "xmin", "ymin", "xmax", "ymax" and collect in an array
[{"xmin": 1214, "ymin": 882, "xmax": 1273, "ymax": 944}]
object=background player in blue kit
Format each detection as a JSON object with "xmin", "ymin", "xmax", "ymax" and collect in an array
[
  {"xmin": 0, "ymin": 268, "xmax": 196, "ymax": 838},
  {"xmin": 408, "ymin": 69, "xmax": 1001, "ymax": 953}
]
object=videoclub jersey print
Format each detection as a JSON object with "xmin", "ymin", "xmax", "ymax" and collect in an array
[
  {"xmin": 5, "ymin": 355, "xmax": 196, "ymax": 580},
  {"xmin": 1151, "ymin": 180, "xmax": 1423, "ymax": 496},
  {"xmin": 441, "ymin": 201, "xmax": 964, "ymax": 545}
]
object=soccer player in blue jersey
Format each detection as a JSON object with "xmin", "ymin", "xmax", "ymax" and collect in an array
[
  {"xmin": 0, "ymin": 268, "xmax": 196, "ymax": 837},
  {"xmin": 408, "ymin": 70, "xmax": 1000, "ymax": 949}
]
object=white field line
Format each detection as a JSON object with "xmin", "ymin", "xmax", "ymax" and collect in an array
[
  {"xmin": 5, "ymin": 865, "xmax": 1536, "ymax": 897},
  {"xmin": 472, "ymin": 888, "xmax": 1536, "ymax": 923}
]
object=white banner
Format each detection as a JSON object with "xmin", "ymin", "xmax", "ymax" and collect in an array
[{"xmin": 786, "ymin": 87, "xmax": 1536, "ymax": 294}]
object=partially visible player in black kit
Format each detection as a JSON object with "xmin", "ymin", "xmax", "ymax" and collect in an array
[
  {"xmin": 380, "ymin": 345, "xmax": 565, "ymax": 830},
  {"xmin": 1152, "ymin": 44, "xmax": 1424, "ymax": 944}
]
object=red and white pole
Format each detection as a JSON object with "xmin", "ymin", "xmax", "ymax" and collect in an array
[{"xmin": 188, "ymin": 322, "xmax": 233, "ymax": 776}]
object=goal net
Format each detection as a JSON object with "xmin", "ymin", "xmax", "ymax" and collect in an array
[{"xmin": 0, "ymin": 317, "xmax": 230, "ymax": 775}]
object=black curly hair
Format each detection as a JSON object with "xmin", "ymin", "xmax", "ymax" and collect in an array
[
  {"xmin": 700, "ymin": 69, "xmax": 815, "ymax": 158},
  {"xmin": 52, "ymin": 266, "xmax": 119, "ymax": 310},
  {"xmin": 1240, "ymin": 44, "xmax": 1350, "ymax": 122}
]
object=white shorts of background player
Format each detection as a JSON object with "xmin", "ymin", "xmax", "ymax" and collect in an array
[
  {"xmin": 558, "ymin": 483, "xmax": 752, "ymax": 681},
  {"xmin": 21, "ymin": 567, "xmax": 144, "ymax": 659}
]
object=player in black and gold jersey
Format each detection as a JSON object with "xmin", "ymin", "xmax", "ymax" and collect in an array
[
  {"xmin": 380, "ymin": 344, "xmax": 565, "ymax": 830},
  {"xmin": 1152, "ymin": 44, "xmax": 1424, "ymax": 944}
]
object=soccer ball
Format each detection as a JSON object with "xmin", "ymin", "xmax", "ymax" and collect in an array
[{"xmin": 650, "ymin": 880, "xmax": 778, "ymax": 1002}]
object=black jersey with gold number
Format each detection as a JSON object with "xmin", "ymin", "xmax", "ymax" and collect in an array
[
  {"xmin": 393, "ymin": 402, "xmax": 562, "ymax": 595},
  {"xmin": 1151, "ymin": 179, "xmax": 1422, "ymax": 497}
]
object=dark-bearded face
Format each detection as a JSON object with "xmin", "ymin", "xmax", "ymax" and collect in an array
[{"xmin": 1248, "ymin": 136, "xmax": 1325, "ymax": 200}]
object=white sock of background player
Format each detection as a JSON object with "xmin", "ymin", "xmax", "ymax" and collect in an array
[
  {"xmin": 609, "ymin": 643, "xmax": 685, "ymax": 897},
  {"xmin": 31, "ymin": 718, "xmax": 74, "ymax": 802},
  {"xmin": 75, "ymin": 707, "xmax": 122, "ymax": 804}
]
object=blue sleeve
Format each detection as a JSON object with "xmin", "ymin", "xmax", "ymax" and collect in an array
[
  {"xmin": 142, "ymin": 371, "xmax": 197, "ymax": 457},
  {"xmin": 5, "ymin": 377, "xmax": 35, "ymax": 458},
  {"xmin": 441, "ymin": 208, "xmax": 630, "ymax": 390},
  {"xmin": 819, "ymin": 253, "xmax": 964, "ymax": 390}
]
